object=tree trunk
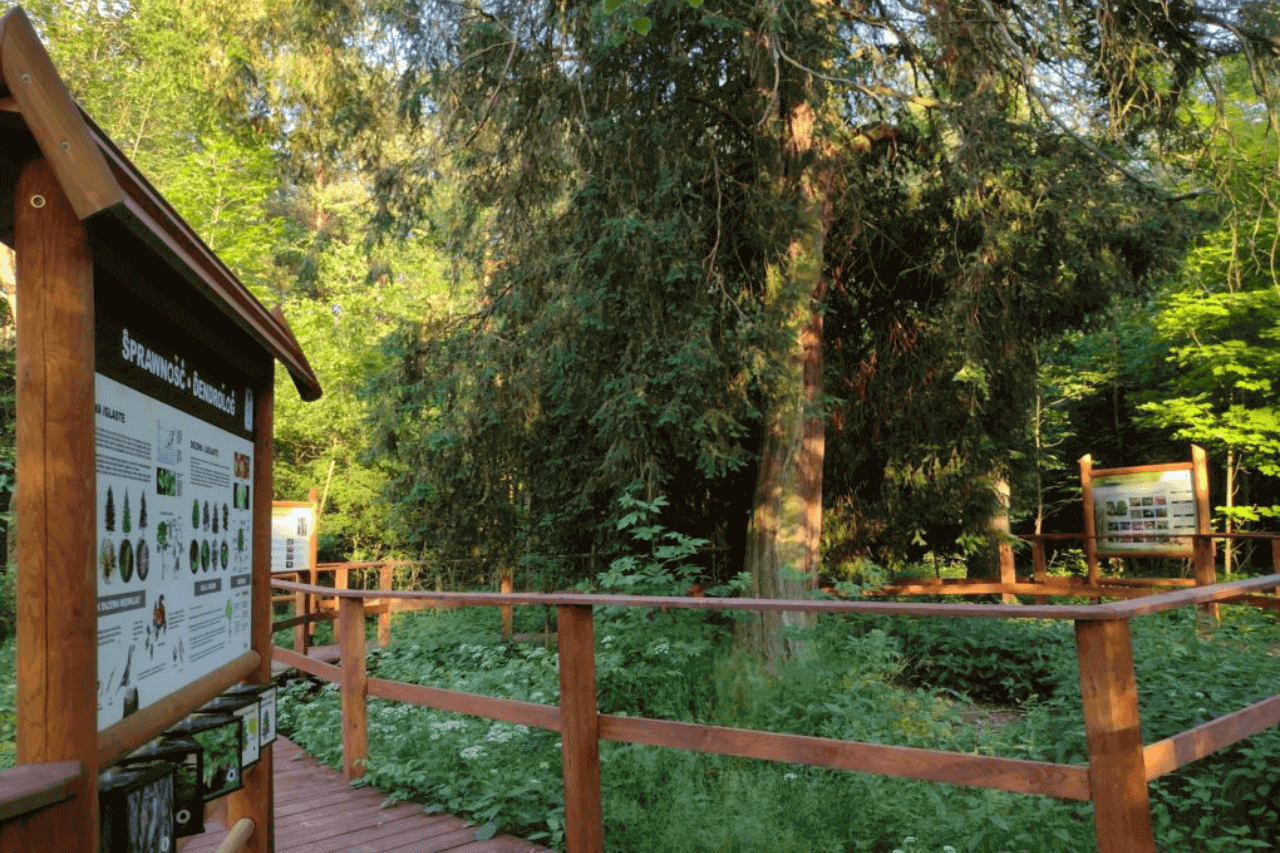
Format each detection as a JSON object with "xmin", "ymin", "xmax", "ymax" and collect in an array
[
  {"xmin": 967, "ymin": 471, "xmax": 1013, "ymax": 590},
  {"xmin": 1224, "ymin": 447, "xmax": 1235, "ymax": 577},
  {"xmin": 739, "ymin": 264, "xmax": 825, "ymax": 665},
  {"xmin": 738, "ymin": 96, "xmax": 828, "ymax": 667}
]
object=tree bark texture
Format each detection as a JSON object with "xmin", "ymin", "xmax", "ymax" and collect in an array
[{"xmin": 740, "ymin": 97, "xmax": 829, "ymax": 666}]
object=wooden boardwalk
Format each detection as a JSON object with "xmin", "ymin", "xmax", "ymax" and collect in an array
[{"xmin": 180, "ymin": 738, "xmax": 556, "ymax": 853}]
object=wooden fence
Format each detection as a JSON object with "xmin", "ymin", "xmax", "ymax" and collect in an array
[
  {"xmin": 873, "ymin": 531, "xmax": 1280, "ymax": 617},
  {"xmin": 269, "ymin": 566, "xmax": 1280, "ymax": 853}
]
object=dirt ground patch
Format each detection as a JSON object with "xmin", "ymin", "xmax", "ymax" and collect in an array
[{"xmin": 957, "ymin": 702, "xmax": 1022, "ymax": 736}]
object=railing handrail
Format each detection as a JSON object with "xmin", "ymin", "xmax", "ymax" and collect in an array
[
  {"xmin": 269, "ymin": 573, "xmax": 1280, "ymax": 621},
  {"xmin": 0, "ymin": 761, "xmax": 83, "ymax": 825}
]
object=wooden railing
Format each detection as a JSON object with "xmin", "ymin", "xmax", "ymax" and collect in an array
[
  {"xmin": 270, "ymin": 561, "xmax": 467, "ymax": 655},
  {"xmin": 270, "ymin": 571, "xmax": 1280, "ymax": 853},
  {"xmin": 0, "ymin": 652, "xmax": 265, "ymax": 851},
  {"xmin": 872, "ymin": 531, "xmax": 1280, "ymax": 614},
  {"xmin": 0, "ymin": 761, "xmax": 88, "ymax": 850}
]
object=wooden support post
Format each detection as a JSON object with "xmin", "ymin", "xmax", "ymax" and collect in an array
[
  {"xmin": 1080, "ymin": 455, "xmax": 1101, "ymax": 586},
  {"xmin": 1271, "ymin": 539, "xmax": 1280, "ymax": 623},
  {"xmin": 1192, "ymin": 535, "xmax": 1218, "ymax": 623},
  {"xmin": 1191, "ymin": 446, "xmax": 1217, "ymax": 621},
  {"xmin": 339, "ymin": 595, "xmax": 368, "ymax": 781},
  {"xmin": 306, "ymin": 487, "xmax": 319, "ymax": 645},
  {"xmin": 335, "ymin": 561, "xmax": 349, "ymax": 636},
  {"xmin": 307, "ymin": 564, "xmax": 318, "ymax": 645},
  {"xmin": 13, "ymin": 158, "xmax": 97, "ymax": 853},
  {"xmin": 501, "ymin": 567, "xmax": 514, "ymax": 639},
  {"xmin": 1075, "ymin": 619, "xmax": 1155, "ymax": 853},
  {"xmin": 557, "ymin": 604, "xmax": 604, "ymax": 853},
  {"xmin": 1032, "ymin": 537, "xmax": 1048, "ymax": 606},
  {"xmin": 998, "ymin": 540, "xmax": 1016, "ymax": 605},
  {"xmin": 293, "ymin": 576, "xmax": 310, "ymax": 655},
  {"xmin": 227, "ymin": 374, "xmax": 274, "ymax": 853},
  {"xmin": 378, "ymin": 563, "xmax": 393, "ymax": 647}
]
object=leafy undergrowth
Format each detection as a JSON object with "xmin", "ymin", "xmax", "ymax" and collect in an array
[
  {"xmin": 0, "ymin": 641, "xmax": 14, "ymax": 770},
  {"xmin": 275, "ymin": 599, "xmax": 1280, "ymax": 853}
]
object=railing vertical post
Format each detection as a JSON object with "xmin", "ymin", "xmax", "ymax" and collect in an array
[
  {"xmin": 1191, "ymin": 446, "xmax": 1218, "ymax": 622},
  {"xmin": 293, "ymin": 571, "xmax": 309, "ymax": 655},
  {"xmin": 1075, "ymin": 618, "xmax": 1154, "ymax": 853},
  {"xmin": 557, "ymin": 603, "xmax": 604, "ymax": 853},
  {"xmin": 378, "ymin": 563, "xmax": 393, "ymax": 647},
  {"xmin": 501, "ymin": 567, "xmax": 514, "ymax": 639},
  {"xmin": 1271, "ymin": 539, "xmax": 1280, "ymax": 622},
  {"xmin": 307, "ymin": 560, "xmax": 320, "ymax": 640},
  {"xmin": 1192, "ymin": 534, "xmax": 1219, "ymax": 622},
  {"xmin": 338, "ymin": 595, "xmax": 368, "ymax": 782},
  {"xmin": 1080, "ymin": 455, "xmax": 1101, "ymax": 586},
  {"xmin": 1032, "ymin": 536, "xmax": 1048, "ymax": 605},
  {"xmin": 335, "ymin": 564, "xmax": 349, "ymax": 634}
]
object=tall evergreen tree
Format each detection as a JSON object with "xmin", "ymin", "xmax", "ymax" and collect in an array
[{"xmin": 365, "ymin": 0, "xmax": 1280, "ymax": 660}]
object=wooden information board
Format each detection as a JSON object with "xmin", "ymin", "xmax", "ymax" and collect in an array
[
  {"xmin": 270, "ymin": 500, "xmax": 317, "ymax": 575},
  {"xmin": 1080, "ymin": 447, "xmax": 1212, "ymax": 586},
  {"xmin": 0, "ymin": 7, "xmax": 322, "ymax": 851}
]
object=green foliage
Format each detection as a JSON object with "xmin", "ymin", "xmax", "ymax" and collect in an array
[
  {"xmin": 883, "ymin": 606, "xmax": 1280, "ymax": 850},
  {"xmin": 271, "ymin": 232, "xmax": 453, "ymax": 558},
  {"xmin": 279, "ymin": 610, "xmax": 565, "ymax": 845},
  {"xmin": 821, "ymin": 93, "xmax": 1197, "ymax": 569},
  {"xmin": 280, "ymin": 604, "xmax": 1100, "ymax": 853},
  {"xmin": 888, "ymin": 617, "xmax": 1071, "ymax": 706},
  {"xmin": 0, "ymin": 641, "xmax": 12, "ymax": 770},
  {"xmin": 19, "ymin": 0, "xmax": 453, "ymax": 562},
  {"xmin": 0, "ymin": 322, "xmax": 15, "ymax": 621},
  {"xmin": 1047, "ymin": 52, "xmax": 1280, "ymax": 549}
]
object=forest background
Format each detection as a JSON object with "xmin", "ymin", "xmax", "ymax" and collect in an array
[{"xmin": 0, "ymin": 0, "xmax": 1278, "ymax": 651}]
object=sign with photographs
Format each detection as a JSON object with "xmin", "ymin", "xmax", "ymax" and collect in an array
[
  {"xmin": 271, "ymin": 503, "xmax": 315, "ymax": 574},
  {"xmin": 95, "ymin": 310, "xmax": 256, "ymax": 730},
  {"xmin": 1090, "ymin": 468, "xmax": 1197, "ymax": 557}
]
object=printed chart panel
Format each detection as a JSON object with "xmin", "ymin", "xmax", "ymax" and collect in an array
[
  {"xmin": 95, "ymin": 317, "xmax": 256, "ymax": 730},
  {"xmin": 270, "ymin": 505, "xmax": 315, "ymax": 574}
]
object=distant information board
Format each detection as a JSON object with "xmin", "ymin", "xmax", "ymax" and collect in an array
[
  {"xmin": 271, "ymin": 503, "xmax": 315, "ymax": 573},
  {"xmin": 95, "ymin": 310, "xmax": 256, "ymax": 730},
  {"xmin": 1091, "ymin": 468, "xmax": 1196, "ymax": 557}
]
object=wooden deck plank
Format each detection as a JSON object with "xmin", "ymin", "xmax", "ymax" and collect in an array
[
  {"xmin": 453, "ymin": 838, "xmax": 559, "ymax": 853},
  {"xmin": 306, "ymin": 814, "xmax": 460, "ymax": 852},
  {"xmin": 379, "ymin": 826, "xmax": 507, "ymax": 853},
  {"xmin": 177, "ymin": 738, "xmax": 556, "ymax": 853},
  {"xmin": 316, "ymin": 818, "xmax": 472, "ymax": 853}
]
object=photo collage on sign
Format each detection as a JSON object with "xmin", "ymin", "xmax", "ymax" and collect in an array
[
  {"xmin": 1102, "ymin": 494, "xmax": 1171, "ymax": 541},
  {"xmin": 1092, "ymin": 469, "xmax": 1196, "ymax": 556}
]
